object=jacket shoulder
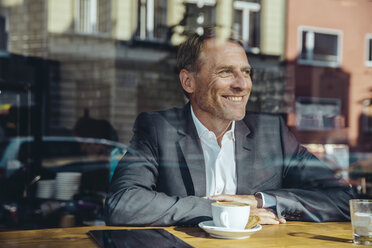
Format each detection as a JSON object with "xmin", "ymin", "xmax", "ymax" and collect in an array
[{"xmin": 134, "ymin": 106, "xmax": 187, "ymax": 134}]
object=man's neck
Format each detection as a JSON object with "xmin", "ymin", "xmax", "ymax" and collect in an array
[{"xmin": 191, "ymin": 105, "xmax": 233, "ymax": 146}]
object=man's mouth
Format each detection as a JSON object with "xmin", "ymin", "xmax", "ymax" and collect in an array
[{"xmin": 224, "ymin": 96, "xmax": 244, "ymax": 102}]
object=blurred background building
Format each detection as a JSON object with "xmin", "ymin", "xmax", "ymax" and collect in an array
[
  {"xmin": 0, "ymin": 0, "xmax": 290, "ymax": 145},
  {"xmin": 285, "ymin": 0, "xmax": 372, "ymax": 153},
  {"xmin": 0, "ymin": 0, "xmax": 371, "ymax": 230}
]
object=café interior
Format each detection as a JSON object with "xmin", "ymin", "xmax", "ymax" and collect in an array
[{"xmin": 0, "ymin": 0, "xmax": 371, "ymax": 247}]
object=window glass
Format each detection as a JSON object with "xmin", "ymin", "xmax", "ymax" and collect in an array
[
  {"xmin": 233, "ymin": 0, "xmax": 260, "ymax": 50},
  {"xmin": 362, "ymin": 100, "xmax": 372, "ymax": 134},
  {"xmin": 233, "ymin": 9, "xmax": 243, "ymax": 34},
  {"xmin": 184, "ymin": 3, "xmax": 215, "ymax": 32},
  {"xmin": 0, "ymin": 0, "xmax": 371, "ymax": 232},
  {"xmin": 313, "ymin": 33, "xmax": 338, "ymax": 61},
  {"xmin": 153, "ymin": 0, "xmax": 168, "ymax": 39},
  {"xmin": 299, "ymin": 28, "xmax": 341, "ymax": 67},
  {"xmin": 76, "ymin": 0, "xmax": 98, "ymax": 33},
  {"xmin": 248, "ymin": 11, "xmax": 260, "ymax": 48},
  {"xmin": 0, "ymin": 16, "xmax": 7, "ymax": 51},
  {"xmin": 136, "ymin": 0, "xmax": 168, "ymax": 40}
]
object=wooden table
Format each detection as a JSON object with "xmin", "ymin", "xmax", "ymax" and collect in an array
[{"xmin": 0, "ymin": 222, "xmax": 355, "ymax": 248}]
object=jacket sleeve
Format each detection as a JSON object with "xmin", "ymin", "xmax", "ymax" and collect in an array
[
  {"xmin": 104, "ymin": 112, "xmax": 213, "ymax": 226},
  {"xmin": 264, "ymin": 116, "xmax": 356, "ymax": 222}
]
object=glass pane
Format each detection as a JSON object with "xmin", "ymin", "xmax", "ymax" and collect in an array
[
  {"xmin": 185, "ymin": 3, "xmax": 215, "ymax": 31},
  {"xmin": 313, "ymin": 32, "xmax": 338, "ymax": 62},
  {"xmin": 233, "ymin": 9, "xmax": 243, "ymax": 37},
  {"xmin": 0, "ymin": 89, "xmax": 34, "ymax": 137},
  {"xmin": 300, "ymin": 31, "xmax": 339, "ymax": 63},
  {"xmin": 153, "ymin": 0, "xmax": 167, "ymax": 40},
  {"xmin": 136, "ymin": 0, "xmax": 146, "ymax": 38},
  {"xmin": 362, "ymin": 100, "xmax": 372, "ymax": 133},
  {"xmin": 300, "ymin": 31, "xmax": 308, "ymax": 60},
  {"xmin": 77, "ymin": 0, "xmax": 101, "ymax": 33},
  {"xmin": 249, "ymin": 11, "xmax": 260, "ymax": 48},
  {"xmin": 233, "ymin": 4, "xmax": 260, "ymax": 49},
  {"xmin": 98, "ymin": 0, "xmax": 110, "ymax": 33},
  {"xmin": 135, "ymin": 0, "xmax": 168, "ymax": 40},
  {"xmin": 0, "ymin": 16, "xmax": 7, "ymax": 51}
]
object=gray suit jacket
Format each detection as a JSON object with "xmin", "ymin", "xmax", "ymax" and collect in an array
[{"xmin": 105, "ymin": 103, "xmax": 354, "ymax": 226}]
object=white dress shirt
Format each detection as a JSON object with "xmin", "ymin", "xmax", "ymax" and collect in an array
[
  {"xmin": 190, "ymin": 106, "xmax": 275, "ymax": 208},
  {"xmin": 190, "ymin": 106, "xmax": 237, "ymax": 197}
]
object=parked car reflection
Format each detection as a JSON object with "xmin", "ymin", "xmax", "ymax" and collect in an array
[
  {"xmin": 0, "ymin": 136, "xmax": 127, "ymax": 196},
  {"xmin": 0, "ymin": 136, "xmax": 127, "ymax": 230}
]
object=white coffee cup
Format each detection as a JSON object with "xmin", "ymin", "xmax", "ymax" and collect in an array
[{"xmin": 211, "ymin": 202, "xmax": 250, "ymax": 230}]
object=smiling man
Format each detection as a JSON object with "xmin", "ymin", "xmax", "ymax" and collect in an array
[
  {"xmin": 105, "ymin": 27, "xmax": 354, "ymax": 227},
  {"xmin": 179, "ymin": 38, "xmax": 252, "ymax": 142}
]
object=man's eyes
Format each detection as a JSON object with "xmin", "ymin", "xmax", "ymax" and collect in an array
[
  {"xmin": 218, "ymin": 69, "xmax": 251, "ymax": 76},
  {"xmin": 219, "ymin": 70, "xmax": 232, "ymax": 76}
]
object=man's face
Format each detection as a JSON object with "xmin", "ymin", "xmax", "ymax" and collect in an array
[{"xmin": 189, "ymin": 39, "xmax": 252, "ymax": 122}]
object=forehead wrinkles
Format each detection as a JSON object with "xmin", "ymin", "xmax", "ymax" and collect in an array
[
  {"xmin": 195, "ymin": 48, "xmax": 215, "ymax": 75},
  {"xmin": 196, "ymin": 40, "xmax": 249, "ymax": 76}
]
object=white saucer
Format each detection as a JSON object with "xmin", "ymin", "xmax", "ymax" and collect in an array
[{"xmin": 198, "ymin": 220, "xmax": 262, "ymax": 239}]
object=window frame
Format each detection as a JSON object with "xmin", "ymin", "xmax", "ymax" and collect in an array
[
  {"xmin": 75, "ymin": 0, "xmax": 98, "ymax": 34},
  {"xmin": 185, "ymin": 0, "xmax": 216, "ymax": 6},
  {"xmin": 184, "ymin": 0, "xmax": 216, "ymax": 35},
  {"xmin": 365, "ymin": 33, "xmax": 372, "ymax": 67},
  {"xmin": 298, "ymin": 26, "xmax": 343, "ymax": 68},
  {"xmin": 233, "ymin": 1, "xmax": 260, "ymax": 53},
  {"xmin": 137, "ymin": 0, "xmax": 168, "ymax": 41}
]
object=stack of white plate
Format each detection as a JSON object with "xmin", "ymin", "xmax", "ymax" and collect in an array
[
  {"xmin": 36, "ymin": 179, "xmax": 56, "ymax": 199},
  {"xmin": 55, "ymin": 172, "xmax": 82, "ymax": 201}
]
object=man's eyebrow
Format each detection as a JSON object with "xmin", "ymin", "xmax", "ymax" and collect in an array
[
  {"xmin": 215, "ymin": 65, "xmax": 234, "ymax": 70},
  {"xmin": 215, "ymin": 65, "xmax": 251, "ymax": 71}
]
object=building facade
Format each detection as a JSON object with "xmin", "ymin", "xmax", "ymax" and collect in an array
[
  {"xmin": 0, "ymin": 0, "xmax": 288, "ymax": 144},
  {"xmin": 285, "ymin": 0, "xmax": 372, "ymax": 152}
]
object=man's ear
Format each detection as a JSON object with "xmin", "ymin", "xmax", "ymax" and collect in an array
[{"xmin": 179, "ymin": 69, "xmax": 195, "ymax": 94}]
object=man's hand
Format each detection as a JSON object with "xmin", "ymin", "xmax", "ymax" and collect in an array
[
  {"xmin": 207, "ymin": 194, "xmax": 286, "ymax": 225},
  {"xmin": 207, "ymin": 194, "xmax": 259, "ymax": 207},
  {"xmin": 251, "ymin": 208, "xmax": 286, "ymax": 224}
]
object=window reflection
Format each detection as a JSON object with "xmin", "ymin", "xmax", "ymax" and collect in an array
[
  {"xmin": 0, "ymin": 15, "xmax": 7, "ymax": 52},
  {"xmin": 299, "ymin": 27, "xmax": 342, "ymax": 67},
  {"xmin": 0, "ymin": 0, "xmax": 371, "ymax": 231},
  {"xmin": 136, "ymin": 0, "xmax": 168, "ymax": 40},
  {"xmin": 233, "ymin": 0, "xmax": 260, "ymax": 52},
  {"xmin": 366, "ymin": 34, "xmax": 372, "ymax": 67}
]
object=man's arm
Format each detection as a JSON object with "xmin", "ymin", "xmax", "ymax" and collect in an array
[
  {"xmin": 104, "ymin": 113, "xmax": 212, "ymax": 226},
  {"xmin": 263, "ymin": 116, "xmax": 356, "ymax": 222},
  {"xmin": 209, "ymin": 115, "xmax": 355, "ymax": 223}
]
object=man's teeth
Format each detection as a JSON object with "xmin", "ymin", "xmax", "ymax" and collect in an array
[{"xmin": 227, "ymin": 96, "xmax": 242, "ymax": 101}]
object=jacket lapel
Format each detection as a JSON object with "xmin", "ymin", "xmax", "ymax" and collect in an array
[
  {"xmin": 175, "ymin": 105, "xmax": 256, "ymax": 196},
  {"xmin": 235, "ymin": 118, "xmax": 255, "ymax": 194},
  {"xmin": 176, "ymin": 104, "xmax": 206, "ymax": 197}
]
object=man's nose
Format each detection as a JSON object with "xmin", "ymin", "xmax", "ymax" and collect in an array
[{"xmin": 232, "ymin": 71, "xmax": 251, "ymax": 90}]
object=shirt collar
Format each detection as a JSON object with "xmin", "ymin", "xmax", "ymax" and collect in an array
[{"xmin": 190, "ymin": 105, "xmax": 235, "ymax": 141}]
